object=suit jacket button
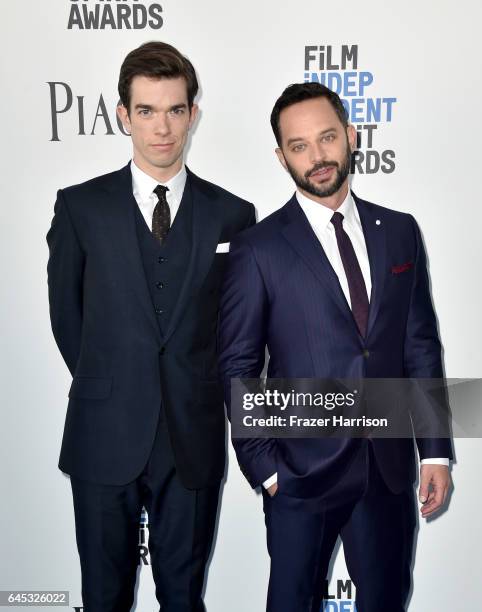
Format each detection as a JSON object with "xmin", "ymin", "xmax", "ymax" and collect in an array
[
  {"xmin": 159, "ymin": 346, "xmax": 165, "ymax": 355},
  {"xmin": 156, "ymin": 282, "xmax": 164, "ymax": 289},
  {"xmin": 363, "ymin": 349, "xmax": 370, "ymax": 358},
  {"xmin": 155, "ymin": 307, "xmax": 163, "ymax": 315}
]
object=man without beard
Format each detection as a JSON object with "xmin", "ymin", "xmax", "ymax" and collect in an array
[
  {"xmin": 218, "ymin": 82, "xmax": 452, "ymax": 612},
  {"xmin": 47, "ymin": 41, "xmax": 254, "ymax": 611}
]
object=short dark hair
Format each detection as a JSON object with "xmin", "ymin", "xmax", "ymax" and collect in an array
[
  {"xmin": 118, "ymin": 41, "xmax": 198, "ymax": 113},
  {"xmin": 270, "ymin": 82, "xmax": 348, "ymax": 146}
]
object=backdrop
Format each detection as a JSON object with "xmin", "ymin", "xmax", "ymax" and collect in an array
[{"xmin": 1, "ymin": 1, "xmax": 481, "ymax": 610}]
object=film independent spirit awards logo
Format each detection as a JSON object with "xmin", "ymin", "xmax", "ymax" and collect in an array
[
  {"xmin": 66, "ymin": 0, "xmax": 163, "ymax": 30},
  {"xmin": 304, "ymin": 44, "xmax": 398, "ymax": 176}
]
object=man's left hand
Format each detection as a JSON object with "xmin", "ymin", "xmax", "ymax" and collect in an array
[{"xmin": 419, "ymin": 464, "xmax": 451, "ymax": 518}]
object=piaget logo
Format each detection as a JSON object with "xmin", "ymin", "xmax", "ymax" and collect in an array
[
  {"xmin": 67, "ymin": 0, "xmax": 163, "ymax": 30},
  {"xmin": 46, "ymin": 83, "xmax": 128, "ymax": 141}
]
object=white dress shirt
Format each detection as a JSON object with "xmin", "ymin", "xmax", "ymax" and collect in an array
[
  {"xmin": 131, "ymin": 159, "xmax": 187, "ymax": 229},
  {"xmin": 263, "ymin": 189, "xmax": 448, "ymax": 491},
  {"xmin": 297, "ymin": 188, "xmax": 372, "ymax": 307}
]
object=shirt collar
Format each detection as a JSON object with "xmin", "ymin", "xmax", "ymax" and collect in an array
[
  {"xmin": 131, "ymin": 159, "xmax": 187, "ymax": 203},
  {"xmin": 296, "ymin": 188, "xmax": 356, "ymax": 231}
]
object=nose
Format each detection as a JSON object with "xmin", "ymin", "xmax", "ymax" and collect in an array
[
  {"xmin": 310, "ymin": 141, "xmax": 326, "ymax": 164},
  {"xmin": 154, "ymin": 112, "xmax": 171, "ymax": 137}
]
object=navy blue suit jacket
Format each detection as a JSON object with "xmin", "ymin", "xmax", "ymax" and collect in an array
[
  {"xmin": 218, "ymin": 192, "xmax": 453, "ymax": 497},
  {"xmin": 47, "ymin": 162, "xmax": 254, "ymax": 488}
]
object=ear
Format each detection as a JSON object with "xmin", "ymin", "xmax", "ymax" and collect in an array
[
  {"xmin": 116, "ymin": 104, "xmax": 131, "ymax": 134},
  {"xmin": 275, "ymin": 147, "xmax": 288, "ymax": 171},
  {"xmin": 188, "ymin": 103, "xmax": 199, "ymax": 129},
  {"xmin": 346, "ymin": 124, "xmax": 357, "ymax": 152}
]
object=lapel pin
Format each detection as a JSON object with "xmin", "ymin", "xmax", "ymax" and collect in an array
[{"xmin": 375, "ymin": 219, "xmax": 381, "ymax": 225}]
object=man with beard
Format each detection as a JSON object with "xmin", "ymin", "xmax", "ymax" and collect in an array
[{"xmin": 218, "ymin": 83, "xmax": 452, "ymax": 612}]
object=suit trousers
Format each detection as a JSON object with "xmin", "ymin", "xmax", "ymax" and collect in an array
[
  {"xmin": 262, "ymin": 442, "xmax": 417, "ymax": 612},
  {"xmin": 70, "ymin": 408, "xmax": 220, "ymax": 612}
]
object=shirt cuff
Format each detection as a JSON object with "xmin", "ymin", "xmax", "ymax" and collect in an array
[
  {"xmin": 262, "ymin": 472, "xmax": 278, "ymax": 489},
  {"xmin": 420, "ymin": 458, "xmax": 450, "ymax": 466}
]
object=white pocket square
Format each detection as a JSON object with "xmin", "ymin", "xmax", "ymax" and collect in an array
[{"xmin": 216, "ymin": 242, "xmax": 230, "ymax": 253}]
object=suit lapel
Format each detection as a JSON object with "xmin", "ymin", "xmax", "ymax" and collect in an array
[
  {"xmin": 353, "ymin": 192, "xmax": 387, "ymax": 337},
  {"xmin": 280, "ymin": 195, "xmax": 357, "ymax": 330},
  {"xmin": 103, "ymin": 163, "xmax": 162, "ymax": 345},
  {"xmin": 162, "ymin": 168, "xmax": 222, "ymax": 345}
]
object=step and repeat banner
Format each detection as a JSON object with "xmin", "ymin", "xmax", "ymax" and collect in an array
[{"xmin": 1, "ymin": 1, "xmax": 481, "ymax": 610}]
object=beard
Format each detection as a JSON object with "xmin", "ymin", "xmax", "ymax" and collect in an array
[{"xmin": 284, "ymin": 140, "xmax": 352, "ymax": 199}]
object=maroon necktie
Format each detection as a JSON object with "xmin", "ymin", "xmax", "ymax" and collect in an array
[
  {"xmin": 152, "ymin": 185, "xmax": 170, "ymax": 243},
  {"xmin": 330, "ymin": 211, "xmax": 369, "ymax": 337}
]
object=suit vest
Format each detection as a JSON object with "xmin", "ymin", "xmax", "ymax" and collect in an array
[{"xmin": 134, "ymin": 179, "xmax": 193, "ymax": 336}]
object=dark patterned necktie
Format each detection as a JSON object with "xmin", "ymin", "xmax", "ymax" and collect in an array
[
  {"xmin": 152, "ymin": 184, "xmax": 170, "ymax": 243},
  {"xmin": 330, "ymin": 211, "xmax": 369, "ymax": 337}
]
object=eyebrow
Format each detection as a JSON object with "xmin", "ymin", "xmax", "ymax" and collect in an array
[
  {"xmin": 170, "ymin": 103, "xmax": 188, "ymax": 111},
  {"xmin": 133, "ymin": 103, "xmax": 188, "ymax": 112},
  {"xmin": 286, "ymin": 128, "xmax": 337, "ymax": 146}
]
